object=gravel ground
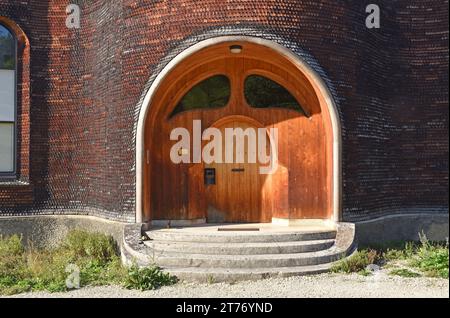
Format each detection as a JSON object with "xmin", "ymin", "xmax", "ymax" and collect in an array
[{"xmin": 4, "ymin": 271, "xmax": 449, "ymax": 298}]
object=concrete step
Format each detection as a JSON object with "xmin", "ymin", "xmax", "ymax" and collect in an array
[
  {"xmin": 164, "ymin": 263, "xmax": 333, "ymax": 283},
  {"xmin": 145, "ymin": 229, "xmax": 337, "ymax": 243},
  {"xmin": 145, "ymin": 247, "xmax": 345, "ymax": 268},
  {"xmin": 144, "ymin": 239, "xmax": 335, "ymax": 255},
  {"xmin": 121, "ymin": 242, "xmax": 149, "ymax": 268},
  {"xmin": 121, "ymin": 222, "xmax": 356, "ymax": 282},
  {"xmin": 121, "ymin": 242, "xmax": 333, "ymax": 282}
]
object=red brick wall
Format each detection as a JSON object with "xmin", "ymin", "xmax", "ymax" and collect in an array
[{"xmin": 0, "ymin": 0, "xmax": 448, "ymax": 222}]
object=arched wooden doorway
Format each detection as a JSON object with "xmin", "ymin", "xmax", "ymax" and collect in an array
[
  {"xmin": 203, "ymin": 115, "xmax": 273, "ymax": 223},
  {"xmin": 140, "ymin": 39, "xmax": 339, "ymax": 224}
]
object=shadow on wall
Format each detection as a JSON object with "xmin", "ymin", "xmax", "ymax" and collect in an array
[
  {"xmin": 28, "ymin": 3, "xmax": 52, "ymax": 209},
  {"xmin": 0, "ymin": 3, "xmax": 52, "ymax": 211},
  {"xmin": 355, "ymin": 214, "xmax": 449, "ymax": 246}
]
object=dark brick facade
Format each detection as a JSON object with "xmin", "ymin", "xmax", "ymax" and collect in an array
[{"xmin": 0, "ymin": 0, "xmax": 448, "ymax": 222}]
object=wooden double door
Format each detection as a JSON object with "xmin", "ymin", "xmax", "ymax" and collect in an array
[
  {"xmin": 145, "ymin": 42, "xmax": 331, "ymax": 223},
  {"xmin": 203, "ymin": 118, "xmax": 270, "ymax": 223}
]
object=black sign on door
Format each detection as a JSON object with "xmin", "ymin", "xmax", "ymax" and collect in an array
[{"xmin": 204, "ymin": 168, "xmax": 216, "ymax": 185}]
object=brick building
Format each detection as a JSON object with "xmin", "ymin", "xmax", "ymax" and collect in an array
[{"xmin": 0, "ymin": 1, "xmax": 448, "ymax": 230}]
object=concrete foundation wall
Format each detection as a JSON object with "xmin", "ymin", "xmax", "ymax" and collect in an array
[
  {"xmin": 1, "ymin": 214, "xmax": 448, "ymax": 250},
  {"xmin": 355, "ymin": 213, "xmax": 449, "ymax": 246},
  {"xmin": 0, "ymin": 215, "xmax": 126, "ymax": 249}
]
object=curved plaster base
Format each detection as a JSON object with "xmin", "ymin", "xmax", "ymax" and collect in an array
[
  {"xmin": 0, "ymin": 215, "xmax": 126, "ymax": 249},
  {"xmin": 354, "ymin": 213, "xmax": 449, "ymax": 246}
]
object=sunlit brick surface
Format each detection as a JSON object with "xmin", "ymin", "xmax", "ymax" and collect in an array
[{"xmin": 0, "ymin": 1, "xmax": 448, "ymax": 222}]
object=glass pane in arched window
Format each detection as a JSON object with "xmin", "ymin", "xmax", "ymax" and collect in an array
[
  {"xmin": 170, "ymin": 75, "xmax": 230, "ymax": 117},
  {"xmin": 0, "ymin": 24, "xmax": 16, "ymax": 173},
  {"xmin": 244, "ymin": 75, "xmax": 306, "ymax": 115},
  {"xmin": 0, "ymin": 24, "xmax": 15, "ymax": 69}
]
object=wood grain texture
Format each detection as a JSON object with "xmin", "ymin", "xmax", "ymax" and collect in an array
[{"xmin": 143, "ymin": 42, "xmax": 332, "ymax": 222}]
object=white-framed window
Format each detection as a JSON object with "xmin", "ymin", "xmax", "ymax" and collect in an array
[{"xmin": 0, "ymin": 23, "xmax": 16, "ymax": 175}]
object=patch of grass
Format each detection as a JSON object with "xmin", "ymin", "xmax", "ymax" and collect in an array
[
  {"xmin": 343, "ymin": 233, "xmax": 449, "ymax": 279},
  {"xmin": 124, "ymin": 265, "xmax": 177, "ymax": 291},
  {"xmin": 374, "ymin": 234, "xmax": 448, "ymax": 279},
  {"xmin": 0, "ymin": 231, "xmax": 178, "ymax": 295},
  {"xmin": 409, "ymin": 234, "xmax": 448, "ymax": 279},
  {"xmin": 331, "ymin": 249, "xmax": 379, "ymax": 274},
  {"xmin": 361, "ymin": 240, "xmax": 417, "ymax": 262},
  {"xmin": 383, "ymin": 242, "xmax": 417, "ymax": 261},
  {"xmin": 207, "ymin": 274, "xmax": 216, "ymax": 284},
  {"xmin": 61, "ymin": 230, "xmax": 119, "ymax": 263},
  {"xmin": 0, "ymin": 235, "xmax": 28, "ymax": 294},
  {"xmin": 389, "ymin": 268, "xmax": 421, "ymax": 278},
  {"xmin": 357, "ymin": 269, "xmax": 372, "ymax": 276}
]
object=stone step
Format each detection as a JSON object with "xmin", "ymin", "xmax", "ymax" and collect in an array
[
  {"xmin": 121, "ymin": 243, "xmax": 147, "ymax": 268},
  {"xmin": 164, "ymin": 263, "xmax": 333, "ymax": 283},
  {"xmin": 144, "ymin": 239, "xmax": 335, "ymax": 255},
  {"xmin": 121, "ymin": 223, "xmax": 356, "ymax": 282},
  {"xmin": 145, "ymin": 247, "xmax": 345, "ymax": 268},
  {"xmin": 145, "ymin": 229, "xmax": 337, "ymax": 243}
]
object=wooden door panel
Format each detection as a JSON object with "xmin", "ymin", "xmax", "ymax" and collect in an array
[
  {"xmin": 204, "ymin": 120, "xmax": 267, "ymax": 223},
  {"xmin": 147, "ymin": 44, "xmax": 331, "ymax": 222},
  {"xmin": 188, "ymin": 164, "xmax": 206, "ymax": 220}
]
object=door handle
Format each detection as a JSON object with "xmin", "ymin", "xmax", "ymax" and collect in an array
[{"xmin": 231, "ymin": 168, "xmax": 245, "ymax": 172}]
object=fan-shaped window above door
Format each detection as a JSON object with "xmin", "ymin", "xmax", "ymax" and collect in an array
[
  {"xmin": 244, "ymin": 75, "xmax": 307, "ymax": 116},
  {"xmin": 170, "ymin": 75, "xmax": 231, "ymax": 118}
]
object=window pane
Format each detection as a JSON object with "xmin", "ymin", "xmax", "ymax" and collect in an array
[
  {"xmin": 170, "ymin": 75, "xmax": 230, "ymax": 117},
  {"xmin": 0, "ymin": 69, "xmax": 15, "ymax": 121},
  {"xmin": 0, "ymin": 123, "xmax": 14, "ymax": 172},
  {"xmin": 244, "ymin": 75, "xmax": 306, "ymax": 115},
  {"xmin": 0, "ymin": 25, "xmax": 15, "ymax": 70}
]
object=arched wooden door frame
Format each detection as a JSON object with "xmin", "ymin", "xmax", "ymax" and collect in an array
[{"xmin": 136, "ymin": 36, "xmax": 342, "ymax": 223}]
